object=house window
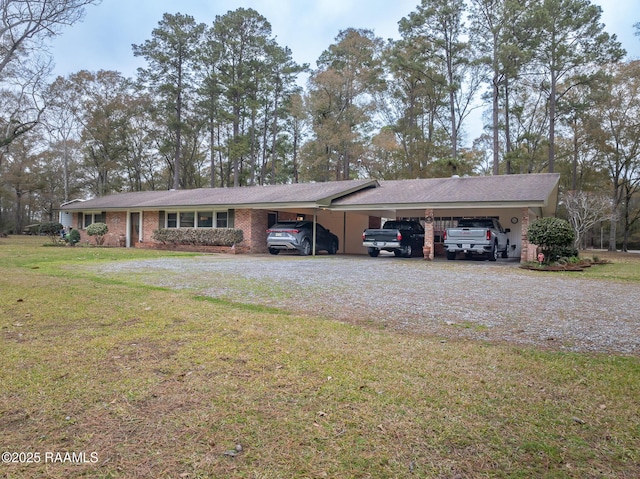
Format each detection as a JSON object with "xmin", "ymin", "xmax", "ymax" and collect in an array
[
  {"xmin": 165, "ymin": 210, "xmax": 230, "ymax": 228},
  {"xmin": 83, "ymin": 212, "xmax": 106, "ymax": 229},
  {"xmin": 179, "ymin": 212, "xmax": 195, "ymax": 228},
  {"xmin": 198, "ymin": 212, "xmax": 213, "ymax": 228},
  {"xmin": 216, "ymin": 211, "xmax": 228, "ymax": 228}
]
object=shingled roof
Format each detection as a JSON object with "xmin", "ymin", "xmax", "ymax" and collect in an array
[
  {"xmin": 60, "ymin": 174, "xmax": 560, "ymax": 215},
  {"xmin": 60, "ymin": 179, "xmax": 378, "ymax": 210},
  {"xmin": 332, "ymin": 174, "xmax": 560, "ymax": 208}
]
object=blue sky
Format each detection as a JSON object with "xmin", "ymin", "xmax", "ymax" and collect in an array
[{"xmin": 49, "ymin": 0, "xmax": 640, "ymax": 80}]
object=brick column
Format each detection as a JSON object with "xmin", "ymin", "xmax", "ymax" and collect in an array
[
  {"xmin": 235, "ymin": 209, "xmax": 269, "ymax": 253},
  {"xmin": 520, "ymin": 208, "xmax": 538, "ymax": 263},
  {"xmin": 423, "ymin": 208, "xmax": 434, "ymax": 260}
]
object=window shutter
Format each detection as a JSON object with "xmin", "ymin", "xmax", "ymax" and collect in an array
[
  {"xmin": 158, "ymin": 211, "xmax": 165, "ymax": 228},
  {"xmin": 228, "ymin": 209, "xmax": 235, "ymax": 228}
]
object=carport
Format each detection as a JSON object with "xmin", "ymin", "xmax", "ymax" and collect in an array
[{"xmin": 329, "ymin": 174, "xmax": 560, "ymax": 262}]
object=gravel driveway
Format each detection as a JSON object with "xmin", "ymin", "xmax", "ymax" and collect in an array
[{"xmin": 94, "ymin": 254, "xmax": 640, "ymax": 354}]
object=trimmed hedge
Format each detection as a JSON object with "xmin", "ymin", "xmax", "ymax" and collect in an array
[{"xmin": 152, "ymin": 228, "xmax": 244, "ymax": 246}]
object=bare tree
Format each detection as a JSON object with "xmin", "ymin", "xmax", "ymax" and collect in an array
[
  {"xmin": 0, "ymin": 0, "xmax": 100, "ymax": 148},
  {"xmin": 562, "ymin": 190, "xmax": 615, "ymax": 250}
]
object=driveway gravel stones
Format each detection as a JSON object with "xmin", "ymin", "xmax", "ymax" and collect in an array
[{"xmin": 94, "ymin": 254, "xmax": 640, "ymax": 354}]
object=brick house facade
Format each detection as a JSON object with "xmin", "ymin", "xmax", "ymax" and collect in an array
[{"xmin": 61, "ymin": 174, "xmax": 560, "ymax": 262}]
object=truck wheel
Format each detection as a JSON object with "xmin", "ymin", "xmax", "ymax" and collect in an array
[
  {"xmin": 403, "ymin": 245, "xmax": 413, "ymax": 258},
  {"xmin": 488, "ymin": 242, "xmax": 498, "ymax": 261},
  {"xmin": 446, "ymin": 251, "xmax": 456, "ymax": 260},
  {"xmin": 501, "ymin": 241, "xmax": 510, "ymax": 258},
  {"xmin": 368, "ymin": 247, "xmax": 380, "ymax": 257},
  {"xmin": 300, "ymin": 238, "xmax": 312, "ymax": 256}
]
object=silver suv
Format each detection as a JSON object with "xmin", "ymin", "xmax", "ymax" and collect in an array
[{"xmin": 266, "ymin": 221, "xmax": 339, "ymax": 255}]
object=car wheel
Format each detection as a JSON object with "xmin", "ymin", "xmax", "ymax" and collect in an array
[
  {"xmin": 394, "ymin": 249, "xmax": 402, "ymax": 257},
  {"xmin": 328, "ymin": 240, "xmax": 338, "ymax": 255},
  {"xmin": 299, "ymin": 238, "xmax": 312, "ymax": 256},
  {"xmin": 488, "ymin": 242, "xmax": 498, "ymax": 261},
  {"xmin": 403, "ymin": 245, "xmax": 413, "ymax": 258},
  {"xmin": 501, "ymin": 241, "xmax": 510, "ymax": 258},
  {"xmin": 268, "ymin": 247, "xmax": 280, "ymax": 255},
  {"xmin": 368, "ymin": 247, "xmax": 380, "ymax": 257},
  {"xmin": 446, "ymin": 251, "xmax": 456, "ymax": 260}
]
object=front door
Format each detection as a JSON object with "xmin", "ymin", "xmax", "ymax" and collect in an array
[{"xmin": 130, "ymin": 212, "xmax": 140, "ymax": 247}]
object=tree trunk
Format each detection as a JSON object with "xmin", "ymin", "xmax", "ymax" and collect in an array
[
  {"xmin": 210, "ymin": 124, "xmax": 216, "ymax": 188},
  {"xmin": 492, "ymin": 69, "xmax": 500, "ymax": 176},
  {"xmin": 270, "ymin": 89, "xmax": 279, "ymax": 184},
  {"xmin": 174, "ymin": 88, "xmax": 182, "ymax": 190},
  {"xmin": 504, "ymin": 76, "xmax": 512, "ymax": 175},
  {"xmin": 548, "ymin": 71, "xmax": 556, "ymax": 173}
]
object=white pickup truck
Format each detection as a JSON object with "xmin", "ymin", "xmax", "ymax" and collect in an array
[{"xmin": 443, "ymin": 218, "xmax": 510, "ymax": 261}]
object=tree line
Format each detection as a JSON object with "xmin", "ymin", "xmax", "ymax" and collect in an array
[{"xmin": 1, "ymin": 0, "xmax": 639, "ymax": 250}]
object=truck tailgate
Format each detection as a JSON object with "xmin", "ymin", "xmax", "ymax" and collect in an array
[
  {"xmin": 363, "ymin": 229, "xmax": 399, "ymax": 242},
  {"xmin": 446, "ymin": 228, "xmax": 487, "ymax": 241}
]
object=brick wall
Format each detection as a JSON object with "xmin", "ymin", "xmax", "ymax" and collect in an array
[
  {"xmin": 72, "ymin": 212, "xmax": 126, "ymax": 247},
  {"xmin": 141, "ymin": 211, "xmax": 159, "ymax": 244},
  {"xmin": 235, "ymin": 208, "xmax": 269, "ymax": 253},
  {"xmin": 70, "ymin": 209, "xmax": 269, "ymax": 252},
  {"xmin": 106, "ymin": 212, "xmax": 127, "ymax": 246}
]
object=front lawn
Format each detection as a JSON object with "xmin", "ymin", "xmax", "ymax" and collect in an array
[{"xmin": 1, "ymin": 237, "xmax": 638, "ymax": 478}]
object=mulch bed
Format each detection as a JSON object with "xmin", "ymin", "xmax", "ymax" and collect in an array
[{"xmin": 520, "ymin": 259, "xmax": 612, "ymax": 272}]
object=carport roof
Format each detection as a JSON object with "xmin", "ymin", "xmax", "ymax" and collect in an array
[{"xmin": 331, "ymin": 173, "xmax": 560, "ymax": 215}]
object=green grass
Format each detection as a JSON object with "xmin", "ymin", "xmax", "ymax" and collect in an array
[
  {"xmin": 1, "ymin": 236, "xmax": 639, "ymax": 478},
  {"xmin": 578, "ymin": 252, "xmax": 640, "ymax": 282}
]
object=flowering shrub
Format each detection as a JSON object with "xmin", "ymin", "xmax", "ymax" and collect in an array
[{"xmin": 152, "ymin": 228, "xmax": 243, "ymax": 247}]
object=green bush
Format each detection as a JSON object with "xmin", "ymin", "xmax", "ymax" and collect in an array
[
  {"xmin": 86, "ymin": 222, "xmax": 109, "ymax": 245},
  {"xmin": 39, "ymin": 222, "xmax": 63, "ymax": 243},
  {"xmin": 152, "ymin": 228, "xmax": 243, "ymax": 247},
  {"xmin": 67, "ymin": 228, "xmax": 81, "ymax": 246},
  {"xmin": 527, "ymin": 217, "xmax": 576, "ymax": 263}
]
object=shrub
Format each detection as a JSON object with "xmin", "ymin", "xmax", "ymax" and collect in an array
[
  {"xmin": 527, "ymin": 217, "xmax": 576, "ymax": 263},
  {"xmin": 67, "ymin": 228, "xmax": 81, "ymax": 246},
  {"xmin": 152, "ymin": 228, "xmax": 244, "ymax": 247},
  {"xmin": 39, "ymin": 222, "xmax": 63, "ymax": 243},
  {"xmin": 86, "ymin": 222, "xmax": 109, "ymax": 245}
]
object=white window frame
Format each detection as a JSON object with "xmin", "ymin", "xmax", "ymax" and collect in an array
[
  {"xmin": 164, "ymin": 210, "xmax": 229, "ymax": 228},
  {"xmin": 82, "ymin": 212, "xmax": 106, "ymax": 229}
]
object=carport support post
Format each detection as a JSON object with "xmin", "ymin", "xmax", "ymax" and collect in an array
[
  {"xmin": 423, "ymin": 208, "xmax": 434, "ymax": 260},
  {"xmin": 312, "ymin": 211, "xmax": 317, "ymax": 256}
]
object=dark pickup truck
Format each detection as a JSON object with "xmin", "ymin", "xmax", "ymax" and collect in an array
[{"xmin": 362, "ymin": 220, "xmax": 425, "ymax": 258}]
